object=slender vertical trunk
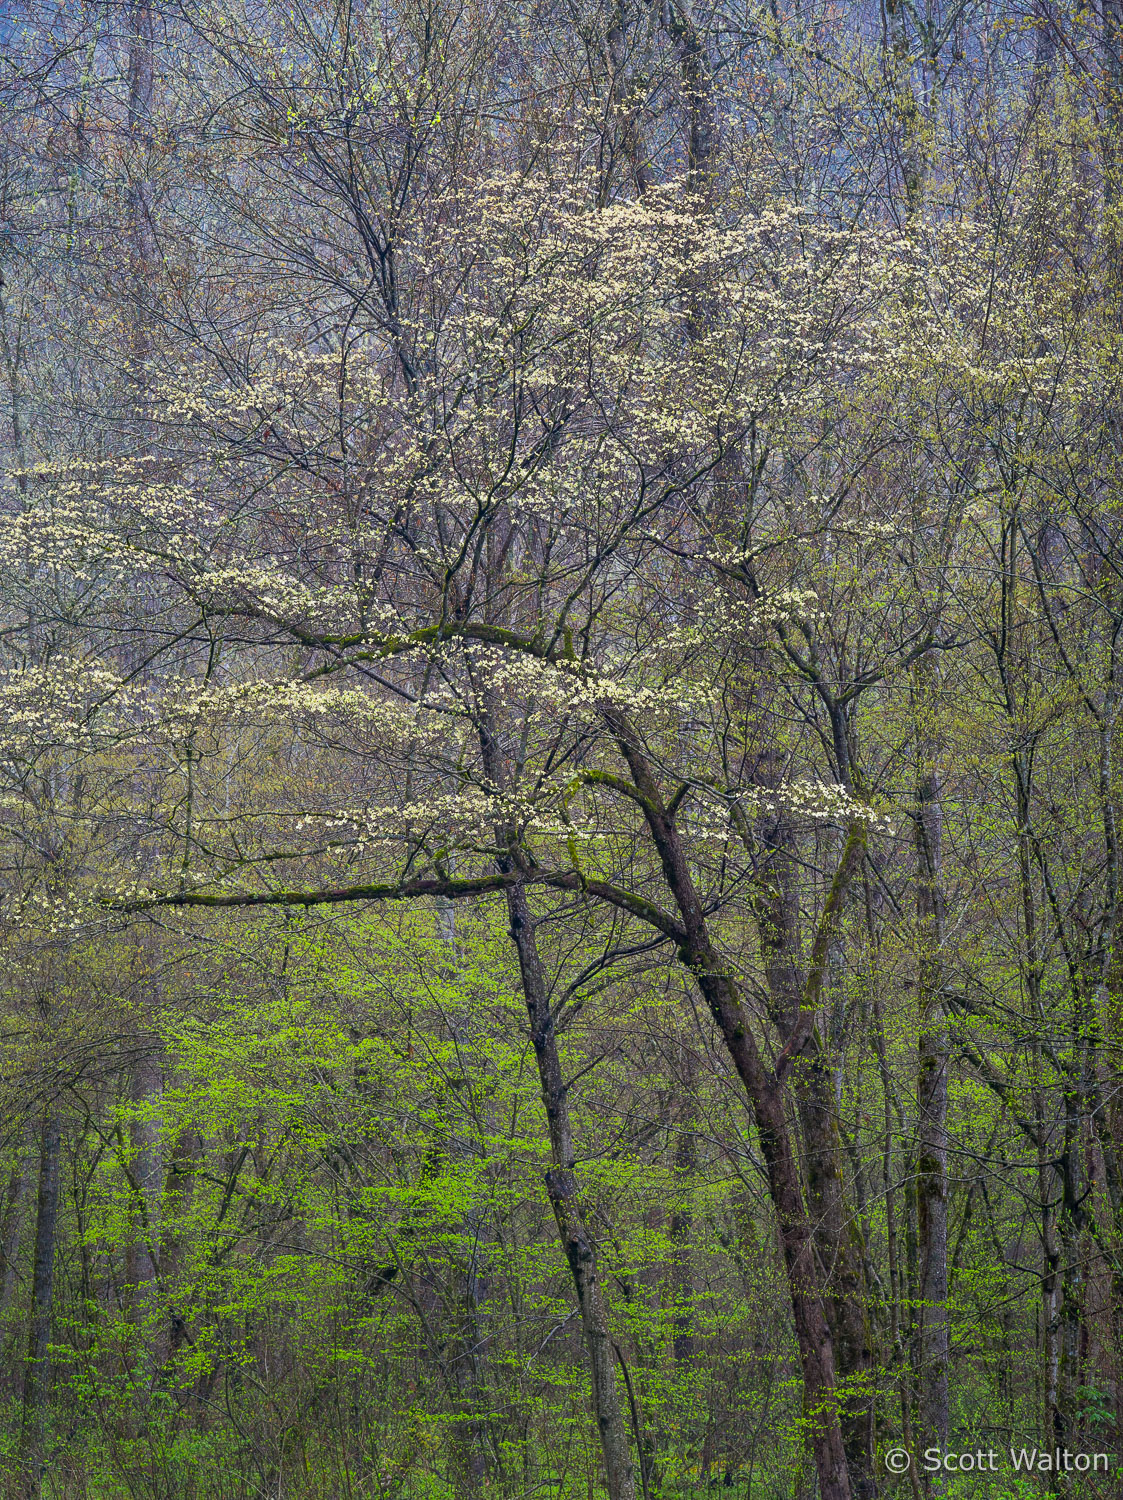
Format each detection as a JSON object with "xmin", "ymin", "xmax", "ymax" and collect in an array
[
  {"xmin": 603, "ymin": 5, "xmax": 653, "ymax": 201},
  {"xmin": 1104, "ymin": 0, "xmax": 1123, "ymax": 219},
  {"xmin": 124, "ymin": 0, "xmax": 165, "ymax": 1389},
  {"xmin": 1056, "ymin": 1136, "xmax": 1087, "ymax": 1447},
  {"xmin": 665, "ymin": 0, "xmax": 716, "ymax": 196},
  {"xmin": 0, "ymin": 277, "xmax": 28, "ymax": 503},
  {"xmin": 0, "ymin": 1130, "xmax": 30, "ymax": 1322},
  {"xmin": 19, "ymin": 1109, "xmax": 61, "ymax": 1500},
  {"xmin": 0, "ymin": 1129, "xmax": 31, "ymax": 1403},
  {"xmin": 448, "ymin": 1241, "xmax": 490, "ymax": 1495},
  {"xmin": 505, "ymin": 882, "xmax": 637, "ymax": 1500},
  {"xmin": 1014, "ymin": 749, "xmax": 1067, "ymax": 1453},
  {"xmin": 161, "ymin": 1125, "xmax": 200, "ymax": 1378},
  {"xmin": 1018, "ymin": 809, "xmax": 1065, "ymax": 1461},
  {"xmin": 1098, "ymin": 719, "xmax": 1123, "ymax": 1450},
  {"xmin": 436, "ymin": 898, "xmax": 492, "ymax": 1494},
  {"xmin": 1101, "ymin": 1079, "xmax": 1123, "ymax": 1451},
  {"xmin": 670, "ymin": 1045, "xmax": 696, "ymax": 1365},
  {"xmin": 799, "ymin": 1048, "xmax": 875, "ymax": 1499},
  {"xmin": 127, "ymin": 0, "xmax": 157, "ymax": 344},
  {"xmin": 1053, "ymin": 992, "xmax": 1092, "ymax": 1445},
  {"xmin": 885, "ymin": 0, "xmax": 923, "ymax": 218},
  {"xmin": 1038, "ymin": 1112, "xmax": 1062, "ymax": 1460},
  {"xmin": 479, "ymin": 698, "xmax": 634, "ymax": 1500},
  {"xmin": 1033, "ymin": 0, "xmax": 1057, "ymax": 86},
  {"xmin": 914, "ymin": 652, "xmax": 950, "ymax": 1477},
  {"xmin": 125, "ymin": 1046, "xmax": 164, "ymax": 1388}
]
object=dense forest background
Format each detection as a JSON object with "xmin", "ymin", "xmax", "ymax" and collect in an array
[{"xmin": 0, "ymin": 0, "xmax": 1122, "ymax": 1497}]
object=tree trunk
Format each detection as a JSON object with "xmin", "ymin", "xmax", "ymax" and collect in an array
[
  {"xmin": 756, "ymin": 817, "xmax": 876, "ymax": 1498},
  {"xmin": 915, "ymin": 652, "xmax": 950, "ymax": 1479},
  {"xmin": 19, "ymin": 1109, "xmax": 61, "ymax": 1500},
  {"xmin": 885, "ymin": 0, "xmax": 923, "ymax": 218},
  {"xmin": 0, "ymin": 1127, "xmax": 31, "ymax": 1402},
  {"xmin": 665, "ymin": 0, "xmax": 716, "ymax": 195},
  {"xmin": 124, "ymin": 0, "xmax": 166, "ymax": 1384},
  {"xmin": 670, "ymin": 1045, "xmax": 696, "ymax": 1365},
  {"xmin": 161, "ymin": 1124, "xmax": 200, "ymax": 1380},
  {"xmin": 437, "ymin": 898, "xmax": 492, "ymax": 1495},
  {"xmin": 475, "ymin": 689, "xmax": 636, "ymax": 1500},
  {"xmin": 1104, "ymin": 0, "xmax": 1123, "ymax": 219},
  {"xmin": 0, "ymin": 1128, "xmax": 30, "ymax": 1322},
  {"xmin": 613, "ymin": 722, "xmax": 854, "ymax": 1500},
  {"xmin": 126, "ymin": 1048, "xmax": 165, "ymax": 1379},
  {"xmin": 1039, "ymin": 1125, "xmax": 1062, "ymax": 1462},
  {"xmin": 505, "ymin": 882, "xmax": 637, "ymax": 1500},
  {"xmin": 682, "ymin": 944, "xmax": 852, "ymax": 1500},
  {"xmin": 126, "ymin": 0, "xmax": 157, "ymax": 318}
]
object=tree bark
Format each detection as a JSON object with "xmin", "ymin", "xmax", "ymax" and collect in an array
[
  {"xmin": 436, "ymin": 899, "xmax": 492, "ymax": 1495},
  {"xmin": 0, "ymin": 1129, "xmax": 30, "ymax": 1324},
  {"xmin": 755, "ymin": 818, "xmax": 876, "ymax": 1498},
  {"xmin": 126, "ymin": 0, "xmax": 157, "ymax": 305},
  {"xmin": 670, "ymin": 1044, "xmax": 697, "ymax": 1365},
  {"xmin": 914, "ymin": 651, "xmax": 950, "ymax": 1478},
  {"xmin": 480, "ymin": 696, "xmax": 635, "ymax": 1500},
  {"xmin": 161, "ymin": 1125, "xmax": 200, "ymax": 1378},
  {"xmin": 1104, "ymin": 0, "xmax": 1123, "ymax": 220},
  {"xmin": 126, "ymin": 1047, "xmax": 165, "ymax": 1379},
  {"xmin": 885, "ymin": 0, "xmax": 923, "ymax": 219},
  {"xmin": 611, "ymin": 719, "xmax": 855, "ymax": 1500},
  {"xmin": 18, "ymin": 1109, "xmax": 61, "ymax": 1500},
  {"xmin": 505, "ymin": 881, "xmax": 637, "ymax": 1500}
]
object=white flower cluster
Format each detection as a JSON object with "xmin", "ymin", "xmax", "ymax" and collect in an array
[
  {"xmin": 743, "ymin": 780, "xmax": 894, "ymax": 834},
  {"xmin": 155, "ymin": 678, "xmax": 448, "ymax": 750},
  {"xmin": 0, "ymin": 661, "xmax": 130, "ymax": 757}
]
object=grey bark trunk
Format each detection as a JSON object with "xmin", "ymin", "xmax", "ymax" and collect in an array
[
  {"xmin": 126, "ymin": 1048, "xmax": 165, "ymax": 1374},
  {"xmin": 0, "ymin": 1129, "xmax": 30, "ymax": 1324},
  {"xmin": 437, "ymin": 899, "xmax": 492, "ymax": 1494},
  {"xmin": 505, "ymin": 882, "xmax": 637, "ymax": 1500},
  {"xmin": 124, "ymin": 11, "xmax": 165, "ymax": 1380},
  {"xmin": 161, "ymin": 1125, "xmax": 200, "ymax": 1375},
  {"xmin": 755, "ymin": 814, "xmax": 875, "ymax": 1498},
  {"xmin": 915, "ymin": 652, "xmax": 950, "ymax": 1477},
  {"xmin": 670, "ymin": 1045, "xmax": 696, "ymax": 1365},
  {"xmin": 127, "ymin": 0, "xmax": 157, "ymax": 299},
  {"xmin": 665, "ymin": 0, "xmax": 716, "ymax": 195},
  {"xmin": 885, "ymin": 0, "xmax": 923, "ymax": 218},
  {"xmin": 1104, "ymin": 0, "xmax": 1123, "ymax": 215},
  {"xmin": 18, "ymin": 1109, "xmax": 61, "ymax": 1499}
]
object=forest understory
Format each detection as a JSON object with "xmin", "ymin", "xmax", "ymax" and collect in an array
[{"xmin": 1, "ymin": 0, "xmax": 1122, "ymax": 1496}]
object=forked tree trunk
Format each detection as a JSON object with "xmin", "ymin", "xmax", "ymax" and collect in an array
[{"xmin": 612, "ymin": 722, "xmax": 854, "ymax": 1500}]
